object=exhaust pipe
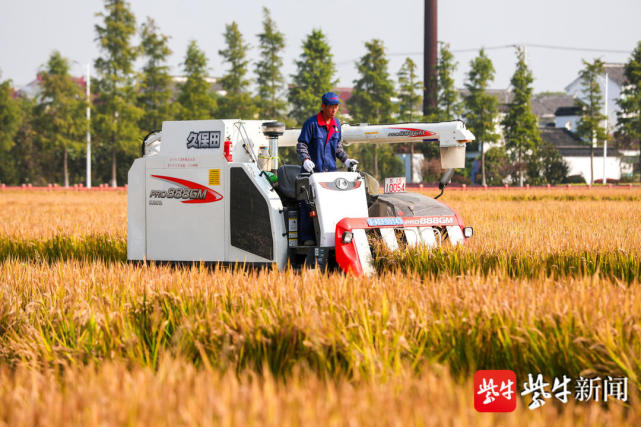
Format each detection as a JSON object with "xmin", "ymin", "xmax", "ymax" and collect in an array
[{"xmin": 261, "ymin": 121, "xmax": 286, "ymax": 171}]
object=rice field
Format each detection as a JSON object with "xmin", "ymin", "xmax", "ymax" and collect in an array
[{"xmin": 1, "ymin": 188, "xmax": 640, "ymax": 425}]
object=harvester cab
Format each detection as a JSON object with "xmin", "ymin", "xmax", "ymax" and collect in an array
[{"xmin": 127, "ymin": 119, "xmax": 475, "ymax": 276}]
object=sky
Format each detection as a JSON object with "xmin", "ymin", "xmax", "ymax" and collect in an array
[{"xmin": 0, "ymin": 0, "xmax": 639, "ymax": 94}]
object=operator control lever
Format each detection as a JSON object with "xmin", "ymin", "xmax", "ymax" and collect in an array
[{"xmin": 347, "ymin": 160, "xmax": 359, "ymax": 172}]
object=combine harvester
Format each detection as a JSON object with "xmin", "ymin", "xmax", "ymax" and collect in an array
[{"xmin": 128, "ymin": 119, "xmax": 474, "ymax": 276}]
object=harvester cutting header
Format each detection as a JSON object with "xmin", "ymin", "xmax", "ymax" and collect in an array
[{"xmin": 128, "ymin": 117, "xmax": 475, "ymax": 276}]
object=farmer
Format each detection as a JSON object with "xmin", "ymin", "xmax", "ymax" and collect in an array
[{"xmin": 296, "ymin": 92, "xmax": 358, "ymax": 245}]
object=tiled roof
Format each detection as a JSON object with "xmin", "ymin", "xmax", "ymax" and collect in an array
[
  {"xmin": 539, "ymin": 127, "xmax": 621, "ymax": 157},
  {"xmin": 458, "ymin": 88, "xmax": 512, "ymax": 113},
  {"xmin": 458, "ymin": 89, "xmax": 576, "ymax": 119},
  {"xmin": 565, "ymin": 63, "xmax": 626, "ymax": 92},
  {"xmin": 604, "ymin": 63, "xmax": 626, "ymax": 86},
  {"xmin": 532, "ymin": 93, "xmax": 575, "ymax": 118}
]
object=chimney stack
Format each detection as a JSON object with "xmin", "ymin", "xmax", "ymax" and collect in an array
[{"xmin": 423, "ymin": 0, "xmax": 438, "ymax": 116}]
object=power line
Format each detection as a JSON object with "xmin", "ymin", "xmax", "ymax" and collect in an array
[
  {"xmin": 519, "ymin": 43, "xmax": 629, "ymax": 54},
  {"xmin": 450, "ymin": 43, "xmax": 630, "ymax": 54},
  {"xmin": 335, "ymin": 43, "xmax": 630, "ymax": 66},
  {"xmin": 450, "ymin": 44, "xmax": 516, "ymax": 53}
]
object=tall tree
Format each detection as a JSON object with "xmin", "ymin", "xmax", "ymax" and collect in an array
[
  {"xmin": 0, "ymin": 75, "xmax": 21, "ymax": 152},
  {"xmin": 349, "ymin": 39, "xmax": 400, "ymax": 179},
  {"xmin": 93, "ymin": 0, "xmax": 142, "ymax": 187},
  {"xmin": 483, "ymin": 146, "xmax": 513, "ymax": 186},
  {"xmin": 502, "ymin": 46, "xmax": 541, "ymax": 186},
  {"xmin": 349, "ymin": 39, "xmax": 396, "ymax": 123},
  {"xmin": 0, "ymin": 75, "xmax": 22, "ymax": 182},
  {"xmin": 527, "ymin": 140, "xmax": 568, "ymax": 185},
  {"xmin": 397, "ymin": 57, "xmax": 422, "ymax": 122},
  {"xmin": 16, "ymin": 98, "xmax": 45, "ymax": 184},
  {"xmin": 175, "ymin": 40, "xmax": 217, "ymax": 120},
  {"xmin": 288, "ymin": 29, "xmax": 337, "ymax": 125},
  {"xmin": 575, "ymin": 58, "xmax": 607, "ymax": 184},
  {"xmin": 4, "ymin": 97, "xmax": 42, "ymax": 185},
  {"xmin": 35, "ymin": 51, "xmax": 87, "ymax": 187},
  {"xmin": 218, "ymin": 22, "xmax": 256, "ymax": 118},
  {"xmin": 437, "ymin": 42, "xmax": 463, "ymax": 121},
  {"xmin": 138, "ymin": 17, "xmax": 173, "ymax": 132},
  {"xmin": 464, "ymin": 49, "xmax": 499, "ymax": 186},
  {"xmin": 616, "ymin": 41, "xmax": 641, "ymax": 182},
  {"xmin": 255, "ymin": 7, "xmax": 286, "ymax": 119}
]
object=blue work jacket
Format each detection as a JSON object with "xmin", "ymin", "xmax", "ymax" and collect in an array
[{"xmin": 297, "ymin": 113, "xmax": 347, "ymax": 172}]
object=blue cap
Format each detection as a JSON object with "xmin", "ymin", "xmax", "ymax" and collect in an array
[{"xmin": 321, "ymin": 92, "xmax": 341, "ymax": 105}]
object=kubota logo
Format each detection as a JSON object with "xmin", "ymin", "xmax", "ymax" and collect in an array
[{"xmin": 150, "ymin": 175, "xmax": 223, "ymax": 203}]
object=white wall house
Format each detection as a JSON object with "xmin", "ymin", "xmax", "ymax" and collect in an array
[
  {"xmin": 564, "ymin": 63, "xmax": 624, "ymax": 134},
  {"xmin": 539, "ymin": 127, "xmax": 622, "ymax": 183},
  {"xmin": 564, "ymin": 156, "xmax": 622, "ymax": 183},
  {"xmin": 554, "ymin": 106, "xmax": 581, "ymax": 132},
  {"xmin": 561, "ymin": 63, "xmax": 638, "ymax": 180}
]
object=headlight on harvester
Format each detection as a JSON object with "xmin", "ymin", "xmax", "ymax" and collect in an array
[
  {"xmin": 463, "ymin": 227, "xmax": 473, "ymax": 238},
  {"xmin": 342, "ymin": 231, "xmax": 353, "ymax": 244}
]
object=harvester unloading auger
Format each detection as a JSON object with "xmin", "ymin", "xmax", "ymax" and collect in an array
[{"xmin": 127, "ymin": 119, "xmax": 475, "ymax": 276}]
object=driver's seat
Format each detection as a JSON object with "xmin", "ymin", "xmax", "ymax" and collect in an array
[{"xmin": 276, "ymin": 164, "xmax": 300, "ymax": 200}]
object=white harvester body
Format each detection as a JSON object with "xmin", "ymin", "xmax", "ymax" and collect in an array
[
  {"xmin": 127, "ymin": 119, "xmax": 474, "ymax": 275},
  {"xmin": 310, "ymin": 171, "xmax": 369, "ymax": 247}
]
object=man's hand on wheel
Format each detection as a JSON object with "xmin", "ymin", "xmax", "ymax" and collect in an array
[
  {"xmin": 345, "ymin": 159, "xmax": 359, "ymax": 171},
  {"xmin": 303, "ymin": 159, "xmax": 315, "ymax": 173}
]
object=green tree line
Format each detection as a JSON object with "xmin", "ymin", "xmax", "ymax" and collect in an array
[{"xmin": 1, "ymin": 0, "xmax": 640, "ymax": 186}]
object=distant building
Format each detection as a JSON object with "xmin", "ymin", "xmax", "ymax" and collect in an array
[
  {"xmin": 455, "ymin": 65, "xmax": 632, "ymax": 183},
  {"xmin": 531, "ymin": 93, "xmax": 576, "ymax": 126},
  {"xmin": 457, "ymin": 88, "xmax": 510, "ymax": 151},
  {"xmin": 456, "ymin": 89, "xmax": 576, "ymax": 150},
  {"xmin": 554, "ymin": 106, "xmax": 581, "ymax": 132},
  {"xmin": 560, "ymin": 63, "xmax": 637, "ymax": 180},
  {"xmin": 564, "ymin": 63, "xmax": 625, "ymax": 132},
  {"xmin": 459, "ymin": 89, "xmax": 576, "ymax": 124},
  {"xmin": 17, "ymin": 74, "xmax": 86, "ymax": 99},
  {"xmin": 539, "ymin": 127, "xmax": 622, "ymax": 183}
]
